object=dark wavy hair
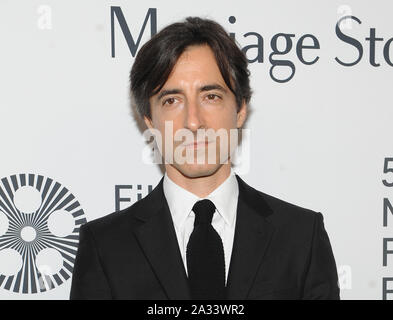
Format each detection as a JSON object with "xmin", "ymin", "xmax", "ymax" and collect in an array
[{"xmin": 130, "ymin": 16, "xmax": 252, "ymax": 119}]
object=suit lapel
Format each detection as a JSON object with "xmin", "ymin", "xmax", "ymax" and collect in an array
[
  {"xmin": 226, "ymin": 175, "xmax": 276, "ymax": 299},
  {"xmin": 132, "ymin": 177, "xmax": 191, "ymax": 300},
  {"xmin": 131, "ymin": 174, "xmax": 276, "ymax": 300}
]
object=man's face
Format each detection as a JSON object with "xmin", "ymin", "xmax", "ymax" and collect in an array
[{"xmin": 144, "ymin": 44, "xmax": 247, "ymax": 178}]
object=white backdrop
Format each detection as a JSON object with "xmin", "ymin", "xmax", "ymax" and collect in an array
[{"xmin": 0, "ymin": 0, "xmax": 392, "ymax": 300}]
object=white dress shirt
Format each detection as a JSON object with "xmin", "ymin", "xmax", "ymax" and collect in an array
[{"xmin": 163, "ymin": 169, "xmax": 239, "ymax": 285}]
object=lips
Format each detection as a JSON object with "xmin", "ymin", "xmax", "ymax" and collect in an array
[{"xmin": 183, "ymin": 140, "xmax": 212, "ymax": 148}]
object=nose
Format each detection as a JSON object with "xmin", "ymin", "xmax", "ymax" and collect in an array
[{"xmin": 184, "ymin": 97, "xmax": 204, "ymax": 132}]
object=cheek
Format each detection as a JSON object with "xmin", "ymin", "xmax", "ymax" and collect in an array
[
  {"xmin": 208, "ymin": 109, "xmax": 238, "ymax": 130},
  {"xmin": 152, "ymin": 119, "xmax": 184, "ymax": 147},
  {"xmin": 152, "ymin": 106, "xmax": 184, "ymax": 126},
  {"xmin": 206, "ymin": 100, "xmax": 238, "ymax": 125}
]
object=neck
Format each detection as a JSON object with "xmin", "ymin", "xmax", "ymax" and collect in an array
[{"xmin": 165, "ymin": 164, "xmax": 232, "ymax": 198}]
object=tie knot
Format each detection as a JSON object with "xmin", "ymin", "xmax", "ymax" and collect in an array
[{"xmin": 192, "ymin": 199, "xmax": 216, "ymax": 226}]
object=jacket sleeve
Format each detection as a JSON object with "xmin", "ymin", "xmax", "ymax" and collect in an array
[
  {"xmin": 69, "ymin": 223, "xmax": 112, "ymax": 300},
  {"xmin": 302, "ymin": 212, "xmax": 340, "ymax": 300}
]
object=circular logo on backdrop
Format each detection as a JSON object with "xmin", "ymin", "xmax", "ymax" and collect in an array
[{"xmin": 0, "ymin": 173, "xmax": 87, "ymax": 294}]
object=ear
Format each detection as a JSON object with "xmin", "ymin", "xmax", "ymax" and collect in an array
[
  {"xmin": 144, "ymin": 115, "xmax": 154, "ymax": 129},
  {"xmin": 236, "ymin": 100, "xmax": 247, "ymax": 128}
]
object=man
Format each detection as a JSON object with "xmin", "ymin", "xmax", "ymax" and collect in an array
[{"xmin": 70, "ymin": 17, "xmax": 340, "ymax": 300}]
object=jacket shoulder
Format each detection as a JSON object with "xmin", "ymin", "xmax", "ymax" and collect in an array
[
  {"xmin": 80, "ymin": 183, "xmax": 161, "ymax": 238},
  {"xmin": 250, "ymin": 187, "xmax": 325, "ymax": 252},
  {"xmin": 236, "ymin": 174, "xmax": 320, "ymax": 224},
  {"xmin": 261, "ymin": 190, "xmax": 319, "ymax": 218},
  {"xmin": 248, "ymin": 183, "xmax": 322, "ymax": 230},
  {"xmin": 84, "ymin": 176, "xmax": 165, "ymax": 231}
]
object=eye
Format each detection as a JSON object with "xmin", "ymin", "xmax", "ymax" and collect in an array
[
  {"xmin": 206, "ymin": 94, "xmax": 221, "ymax": 101},
  {"xmin": 163, "ymin": 97, "xmax": 177, "ymax": 106}
]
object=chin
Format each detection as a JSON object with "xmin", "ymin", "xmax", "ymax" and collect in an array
[{"xmin": 173, "ymin": 163, "xmax": 222, "ymax": 179}]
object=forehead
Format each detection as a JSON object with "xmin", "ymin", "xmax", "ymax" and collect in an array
[{"xmin": 164, "ymin": 44, "xmax": 225, "ymax": 86}]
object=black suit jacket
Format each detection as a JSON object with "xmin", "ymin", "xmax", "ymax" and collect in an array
[{"xmin": 69, "ymin": 174, "xmax": 340, "ymax": 300}]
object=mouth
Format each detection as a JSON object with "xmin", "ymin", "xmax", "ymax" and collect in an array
[{"xmin": 183, "ymin": 140, "xmax": 213, "ymax": 149}]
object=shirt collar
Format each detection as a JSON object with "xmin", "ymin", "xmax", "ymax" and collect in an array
[{"xmin": 163, "ymin": 168, "xmax": 239, "ymax": 231}]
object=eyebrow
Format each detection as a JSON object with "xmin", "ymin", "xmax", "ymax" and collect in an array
[{"xmin": 156, "ymin": 84, "xmax": 228, "ymax": 101}]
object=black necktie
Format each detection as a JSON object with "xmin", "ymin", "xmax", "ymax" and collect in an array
[{"xmin": 186, "ymin": 199, "xmax": 226, "ymax": 300}]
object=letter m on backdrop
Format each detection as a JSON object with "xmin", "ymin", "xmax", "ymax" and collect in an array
[{"xmin": 111, "ymin": 7, "xmax": 157, "ymax": 57}]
